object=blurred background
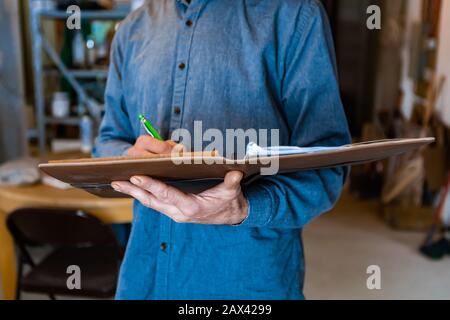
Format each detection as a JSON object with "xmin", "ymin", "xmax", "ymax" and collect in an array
[{"xmin": 0, "ymin": 0, "xmax": 449, "ymax": 300}]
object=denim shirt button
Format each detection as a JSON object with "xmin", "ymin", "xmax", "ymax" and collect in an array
[
  {"xmin": 185, "ymin": 20, "xmax": 193, "ymax": 27},
  {"xmin": 174, "ymin": 107, "xmax": 181, "ymax": 115},
  {"xmin": 178, "ymin": 62, "xmax": 186, "ymax": 70},
  {"xmin": 160, "ymin": 242, "xmax": 168, "ymax": 251}
]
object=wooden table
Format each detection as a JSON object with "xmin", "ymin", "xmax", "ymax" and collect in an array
[{"xmin": 0, "ymin": 183, "xmax": 133, "ymax": 300}]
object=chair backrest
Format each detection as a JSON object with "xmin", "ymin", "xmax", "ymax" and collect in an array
[{"xmin": 7, "ymin": 208, "xmax": 119, "ymax": 248}]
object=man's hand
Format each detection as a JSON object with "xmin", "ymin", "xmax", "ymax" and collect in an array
[
  {"xmin": 111, "ymin": 171, "xmax": 249, "ymax": 225},
  {"xmin": 119, "ymin": 135, "xmax": 248, "ymax": 225},
  {"xmin": 126, "ymin": 135, "xmax": 181, "ymax": 157}
]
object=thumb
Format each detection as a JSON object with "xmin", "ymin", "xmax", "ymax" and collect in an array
[
  {"xmin": 171, "ymin": 142, "xmax": 188, "ymax": 154},
  {"xmin": 224, "ymin": 171, "xmax": 244, "ymax": 190}
]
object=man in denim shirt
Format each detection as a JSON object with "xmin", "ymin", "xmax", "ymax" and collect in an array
[{"xmin": 94, "ymin": 0, "xmax": 351, "ymax": 299}]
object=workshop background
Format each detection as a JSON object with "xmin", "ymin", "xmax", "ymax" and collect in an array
[{"xmin": 0, "ymin": 0, "xmax": 449, "ymax": 300}]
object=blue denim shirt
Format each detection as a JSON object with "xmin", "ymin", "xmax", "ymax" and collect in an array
[{"xmin": 94, "ymin": 0, "xmax": 350, "ymax": 299}]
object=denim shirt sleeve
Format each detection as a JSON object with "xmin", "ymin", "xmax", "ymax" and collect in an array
[
  {"xmin": 92, "ymin": 28, "xmax": 135, "ymax": 158},
  {"xmin": 241, "ymin": 0, "xmax": 351, "ymax": 229}
]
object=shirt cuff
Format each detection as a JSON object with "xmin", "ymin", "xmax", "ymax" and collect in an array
[{"xmin": 240, "ymin": 184, "xmax": 273, "ymax": 227}]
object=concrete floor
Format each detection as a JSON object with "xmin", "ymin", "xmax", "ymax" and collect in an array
[
  {"xmin": 303, "ymin": 193, "xmax": 450, "ymax": 300},
  {"xmin": 3, "ymin": 192, "xmax": 450, "ymax": 300}
]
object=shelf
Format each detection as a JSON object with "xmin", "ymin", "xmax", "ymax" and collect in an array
[
  {"xmin": 27, "ymin": 128, "xmax": 38, "ymax": 140},
  {"xmin": 44, "ymin": 68, "xmax": 109, "ymax": 79},
  {"xmin": 29, "ymin": 0, "xmax": 122, "ymax": 153},
  {"xmin": 70, "ymin": 69, "xmax": 109, "ymax": 79},
  {"xmin": 36, "ymin": 8, "xmax": 130, "ymax": 20},
  {"xmin": 45, "ymin": 117, "xmax": 81, "ymax": 126}
]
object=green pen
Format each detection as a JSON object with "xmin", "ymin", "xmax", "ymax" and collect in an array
[{"xmin": 138, "ymin": 114, "xmax": 163, "ymax": 141}]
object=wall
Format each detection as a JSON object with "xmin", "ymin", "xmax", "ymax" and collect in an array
[
  {"xmin": 373, "ymin": 0, "xmax": 405, "ymax": 114},
  {"xmin": 0, "ymin": 0, "xmax": 28, "ymax": 163},
  {"xmin": 400, "ymin": 0, "xmax": 422, "ymax": 120},
  {"xmin": 436, "ymin": 0, "xmax": 450, "ymax": 126}
]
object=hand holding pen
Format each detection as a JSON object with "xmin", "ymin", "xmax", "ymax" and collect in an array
[
  {"xmin": 126, "ymin": 113, "xmax": 181, "ymax": 157},
  {"xmin": 114, "ymin": 113, "xmax": 249, "ymax": 226}
]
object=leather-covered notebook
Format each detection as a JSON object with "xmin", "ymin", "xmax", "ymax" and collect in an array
[{"xmin": 38, "ymin": 138, "xmax": 434, "ymax": 198}]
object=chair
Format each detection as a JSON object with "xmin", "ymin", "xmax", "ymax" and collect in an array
[{"xmin": 6, "ymin": 208, "xmax": 123, "ymax": 300}]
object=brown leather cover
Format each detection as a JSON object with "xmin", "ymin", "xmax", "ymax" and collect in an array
[{"xmin": 38, "ymin": 138, "xmax": 434, "ymax": 197}]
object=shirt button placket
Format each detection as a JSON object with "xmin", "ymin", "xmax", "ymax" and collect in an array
[
  {"xmin": 169, "ymin": 14, "xmax": 196, "ymax": 134},
  {"xmin": 157, "ymin": 215, "xmax": 172, "ymax": 299},
  {"xmin": 160, "ymin": 8, "xmax": 199, "ymax": 300}
]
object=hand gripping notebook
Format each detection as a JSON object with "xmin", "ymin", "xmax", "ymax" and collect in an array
[{"xmin": 39, "ymin": 138, "xmax": 434, "ymax": 198}]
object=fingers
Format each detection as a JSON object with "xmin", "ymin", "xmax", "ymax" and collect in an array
[
  {"xmin": 200, "ymin": 171, "xmax": 243, "ymax": 198},
  {"xmin": 135, "ymin": 136, "xmax": 174, "ymax": 154},
  {"xmin": 112, "ymin": 172, "xmax": 246, "ymax": 225},
  {"xmin": 113, "ymin": 177, "xmax": 199, "ymax": 223},
  {"xmin": 130, "ymin": 175, "xmax": 190, "ymax": 207},
  {"xmin": 167, "ymin": 140, "xmax": 178, "ymax": 147},
  {"xmin": 111, "ymin": 181, "xmax": 157, "ymax": 207},
  {"xmin": 171, "ymin": 142, "xmax": 187, "ymax": 154},
  {"xmin": 127, "ymin": 137, "xmax": 183, "ymax": 157},
  {"xmin": 111, "ymin": 181, "xmax": 179, "ymax": 215},
  {"xmin": 126, "ymin": 146, "xmax": 154, "ymax": 157},
  {"xmin": 224, "ymin": 171, "xmax": 244, "ymax": 189}
]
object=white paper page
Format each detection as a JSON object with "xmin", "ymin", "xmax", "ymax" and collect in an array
[{"xmin": 245, "ymin": 142, "xmax": 344, "ymax": 158}]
